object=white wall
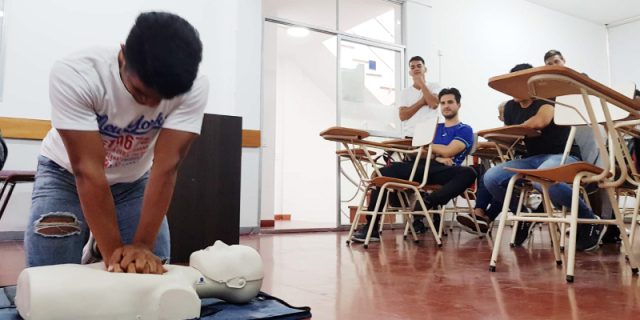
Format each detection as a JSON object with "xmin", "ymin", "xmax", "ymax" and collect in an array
[
  {"xmin": 0, "ymin": 0, "xmax": 262, "ymax": 232},
  {"xmin": 608, "ymin": 20, "xmax": 640, "ymax": 86},
  {"xmin": 406, "ymin": 0, "xmax": 609, "ymax": 132}
]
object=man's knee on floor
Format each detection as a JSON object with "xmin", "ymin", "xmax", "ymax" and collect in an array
[{"xmin": 33, "ymin": 212, "xmax": 82, "ymax": 237}]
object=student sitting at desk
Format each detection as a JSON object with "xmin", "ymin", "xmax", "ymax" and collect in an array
[
  {"xmin": 481, "ymin": 64, "xmax": 605, "ymax": 251},
  {"xmin": 352, "ymin": 88, "xmax": 476, "ymax": 242}
]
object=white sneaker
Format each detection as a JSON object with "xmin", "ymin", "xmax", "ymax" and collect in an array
[{"xmin": 81, "ymin": 233, "xmax": 102, "ymax": 264}]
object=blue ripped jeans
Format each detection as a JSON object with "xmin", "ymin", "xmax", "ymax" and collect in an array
[
  {"xmin": 24, "ymin": 156, "xmax": 170, "ymax": 267},
  {"xmin": 483, "ymin": 154, "xmax": 596, "ymax": 220}
]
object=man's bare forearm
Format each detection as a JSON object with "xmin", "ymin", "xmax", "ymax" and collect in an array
[
  {"xmin": 420, "ymin": 86, "xmax": 439, "ymax": 108},
  {"xmin": 75, "ymin": 173, "xmax": 122, "ymax": 260},
  {"xmin": 431, "ymin": 141, "xmax": 465, "ymax": 158},
  {"xmin": 133, "ymin": 166, "xmax": 178, "ymax": 249},
  {"xmin": 399, "ymin": 99, "xmax": 427, "ymax": 121}
]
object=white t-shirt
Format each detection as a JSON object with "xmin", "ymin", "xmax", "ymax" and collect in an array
[
  {"xmin": 400, "ymin": 82, "xmax": 442, "ymax": 137},
  {"xmin": 41, "ymin": 47, "xmax": 209, "ymax": 184}
]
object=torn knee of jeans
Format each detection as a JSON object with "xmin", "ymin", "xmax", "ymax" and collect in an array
[{"xmin": 34, "ymin": 212, "xmax": 82, "ymax": 237}]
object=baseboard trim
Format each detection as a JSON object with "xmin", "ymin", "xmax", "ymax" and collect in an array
[
  {"xmin": 260, "ymin": 219, "xmax": 275, "ymax": 228},
  {"xmin": 274, "ymin": 214, "xmax": 291, "ymax": 221}
]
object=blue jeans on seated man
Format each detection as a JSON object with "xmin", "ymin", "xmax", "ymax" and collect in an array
[
  {"xmin": 483, "ymin": 154, "xmax": 595, "ymax": 220},
  {"xmin": 483, "ymin": 154, "xmax": 605, "ymax": 250},
  {"xmin": 473, "ymin": 177, "xmax": 503, "ymax": 222},
  {"xmin": 24, "ymin": 156, "xmax": 170, "ymax": 267}
]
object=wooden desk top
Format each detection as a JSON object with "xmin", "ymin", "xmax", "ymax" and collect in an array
[
  {"xmin": 488, "ymin": 65, "xmax": 640, "ymax": 114},
  {"xmin": 472, "ymin": 142, "xmax": 506, "ymax": 160},
  {"xmin": 0, "ymin": 170, "xmax": 36, "ymax": 182},
  {"xmin": 320, "ymin": 126, "xmax": 370, "ymax": 141},
  {"xmin": 477, "ymin": 125, "xmax": 540, "ymax": 142}
]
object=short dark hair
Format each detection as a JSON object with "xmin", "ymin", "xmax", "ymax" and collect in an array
[
  {"xmin": 124, "ymin": 12, "xmax": 203, "ymax": 99},
  {"xmin": 634, "ymin": 89, "xmax": 640, "ymax": 99},
  {"xmin": 438, "ymin": 88, "xmax": 461, "ymax": 104},
  {"xmin": 409, "ymin": 56, "xmax": 425, "ymax": 65},
  {"xmin": 510, "ymin": 63, "xmax": 533, "ymax": 73},
  {"xmin": 544, "ymin": 49, "xmax": 564, "ymax": 62}
]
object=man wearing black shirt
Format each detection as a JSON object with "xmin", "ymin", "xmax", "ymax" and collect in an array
[{"xmin": 483, "ymin": 63, "xmax": 604, "ymax": 251}]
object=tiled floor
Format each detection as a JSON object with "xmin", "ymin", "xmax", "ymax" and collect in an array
[{"xmin": 2, "ymin": 226, "xmax": 640, "ymax": 319}]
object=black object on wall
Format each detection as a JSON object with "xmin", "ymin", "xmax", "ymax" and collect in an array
[{"xmin": 167, "ymin": 113, "xmax": 242, "ymax": 263}]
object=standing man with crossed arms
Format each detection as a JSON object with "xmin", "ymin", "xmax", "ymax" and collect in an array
[{"xmin": 398, "ymin": 56, "xmax": 443, "ymax": 233}]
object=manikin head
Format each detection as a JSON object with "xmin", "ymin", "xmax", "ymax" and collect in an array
[
  {"xmin": 544, "ymin": 49, "xmax": 565, "ymax": 66},
  {"xmin": 119, "ymin": 11, "xmax": 203, "ymax": 107},
  {"xmin": 438, "ymin": 88, "xmax": 462, "ymax": 120},
  {"xmin": 189, "ymin": 241, "xmax": 264, "ymax": 303}
]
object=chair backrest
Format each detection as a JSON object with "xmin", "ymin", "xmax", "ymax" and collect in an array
[
  {"xmin": 408, "ymin": 116, "xmax": 440, "ymax": 186},
  {"xmin": 411, "ymin": 116, "xmax": 439, "ymax": 147},
  {"xmin": 554, "ymin": 83, "xmax": 636, "ymax": 169},
  {"xmin": 554, "ymin": 94, "xmax": 630, "ymax": 126},
  {"xmin": 574, "ymin": 125, "xmax": 606, "ymax": 167},
  {"xmin": 469, "ymin": 132, "xmax": 479, "ymax": 154}
]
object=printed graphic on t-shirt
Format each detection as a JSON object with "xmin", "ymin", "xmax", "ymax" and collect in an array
[{"xmin": 98, "ymin": 113, "xmax": 164, "ymax": 168}]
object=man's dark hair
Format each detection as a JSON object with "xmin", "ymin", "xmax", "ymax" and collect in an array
[
  {"xmin": 544, "ymin": 49, "xmax": 564, "ymax": 62},
  {"xmin": 510, "ymin": 63, "xmax": 533, "ymax": 73},
  {"xmin": 438, "ymin": 87, "xmax": 461, "ymax": 104},
  {"xmin": 635, "ymin": 89, "xmax": 640, "ymax": 99},
  {"xmin": 124, "ymin": 12, "xmax": 203, "ymax": 99},
  {"xmin": 409, "ymin": 56, "xmax": 425, "ymax": 65}
]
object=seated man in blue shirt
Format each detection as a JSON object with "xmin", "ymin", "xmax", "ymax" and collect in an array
[{"xmin": 353, "ymin": 88, "xmax": 477, "ymax": 242}]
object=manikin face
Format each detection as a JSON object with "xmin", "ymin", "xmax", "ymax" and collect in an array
[
  {"xmin": 118, "ymin": 47, "xmax": 163, "ymax": 107},
  {"xmin": 409, "ymin": 60, "xmax": 426, "ymax": 77},
  {"xmin": 439, "ymin": 94, "xmax": 460, "ymax": 120},
  {"xmin": 190, "ymin": 241, "xmax": 264, "ymax": 284},
  {"xmin": 545, "ymin": 54, "xmax": 565, "ymax": 66}
]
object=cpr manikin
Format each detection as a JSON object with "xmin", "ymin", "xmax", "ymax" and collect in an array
[{"xmin": 15, "ymin": 241, "xmax": 264, "ymax": 320}]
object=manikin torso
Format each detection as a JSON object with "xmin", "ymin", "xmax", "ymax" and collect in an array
[{"xmin": 15, "ymin": 241, "xmax": 264, "ymax": 320}]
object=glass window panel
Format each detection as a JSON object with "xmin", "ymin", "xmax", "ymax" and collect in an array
[
  {"xmin": 339, "ymin": 40, "xmax": 402, "ymax": 137},
  {"xmin": 337, "ymin": 39, "xmax": 402, "ymax": 225},
  {"xmin": 263, "ymin": 21, "xmax": 338, "ymax": 226},
  {"xmin": 263, "ymin": 0, "xmax": 336, "ymax": 30},
  {"xmin": 339, "ymin": 0, "xmax": 402, "ymax": 44}
]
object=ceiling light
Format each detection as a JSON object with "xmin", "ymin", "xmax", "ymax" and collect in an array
[{"xmin": 287, "ymin": 26, "xmax": 309, "ymax": 38}]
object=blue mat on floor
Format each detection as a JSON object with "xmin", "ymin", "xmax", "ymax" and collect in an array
[{"xmin": 0, "ymin": 286, "xmax": 311, "ymax": 320}]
